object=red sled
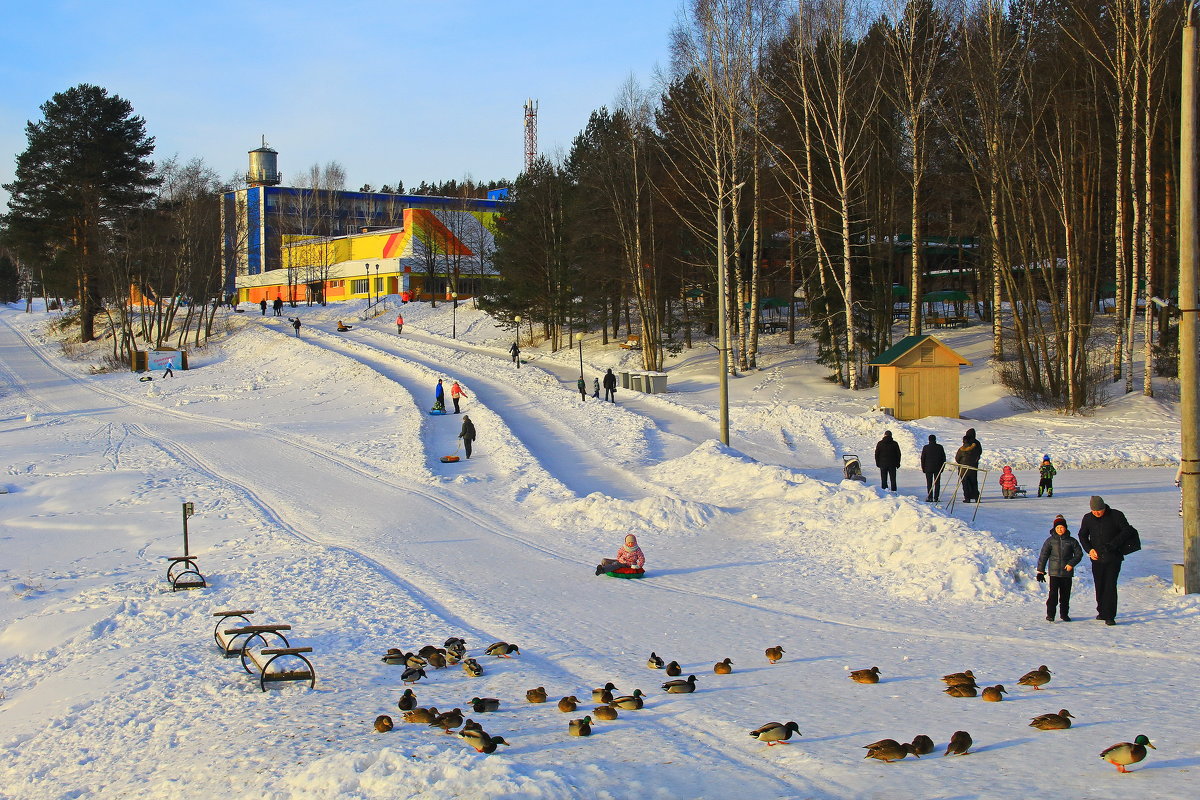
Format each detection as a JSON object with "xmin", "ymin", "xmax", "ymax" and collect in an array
[
  {"xmin": 606, "ymin": 567, "xmax": 646, "ymax": 579},
  {"xmin": 440, "ymin": 455, "xmax": 461, "ymax": 463}
]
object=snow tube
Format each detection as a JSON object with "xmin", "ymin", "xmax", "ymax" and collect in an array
[
  {"xmin": 430, "ymin": 408, "xmax": 448, "ymax": 415},
  {"xmin": 440, "ymin": 455, "xmax": 460, "ymax": 463},
  {"xmin": 606, "ymin": 567, "xmax": 646, "ymax": 579}
]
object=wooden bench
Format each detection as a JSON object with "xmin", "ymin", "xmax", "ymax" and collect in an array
[
  {"xmin": 212, "ymin": 611, "xmax": 291, "ymax": 658},
  {"xmin": 166, "ymin": 556, "xmax": 206, "ymax": 591},
  {"xmin": 758, "ymin": 320, "xmax": 788, "ymax": 334},
  {"xmin": 241, "ymin": 644, "xmax": 316, "ymax": 691}
]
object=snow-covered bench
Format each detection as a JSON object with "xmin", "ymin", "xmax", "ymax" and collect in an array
[
  {"xmin": 240, "ymin": 642, "xmax": 316, "ymax": 691},
  {"xmin": 211, "ymin": 610, "xmax": 291, "ymax": 658}
]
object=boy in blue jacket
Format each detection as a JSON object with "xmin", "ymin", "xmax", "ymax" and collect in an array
[
  {"xmin": 1038, "ymin": 455, "xmax": 1057, "ymax": 497},
  {"xmin": 1037, "ymin": 514, "xmax": 1084, "ymax": 622}
]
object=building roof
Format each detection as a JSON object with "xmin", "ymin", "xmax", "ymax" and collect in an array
[{"xmin": 869, "ymin": 335, "xmax": 971, "ymax": 367}]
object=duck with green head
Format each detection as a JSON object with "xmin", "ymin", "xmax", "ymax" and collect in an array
[{"xmin": 1100, "ymin": 735, "xmax": 1155, "ymax": 773}]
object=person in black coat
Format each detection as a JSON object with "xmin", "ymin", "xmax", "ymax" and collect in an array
[
  {"xmin": 458, "ymin": 414, "xmax": 477, "ymax": 459},
  {"xmin": 954, "ymin": 428, "xmax": 983, "ymax": 502},
  {"xmin": 874, "ymin": 430, "xmax": 901, "ymax": 492},
  {"xmin": 920, "ymin": 434, "xmax": 947, "ymax": 502},
  {"xmin": 1078, "ymin": 495, "xmax": 1137, "ymax": 625},
  {"xmin": 1037, "ymin": 514, "xmax": 1084, "ymax": 622},
  {"xmin": 602, "ymin": 368, "xmax": 617, "ymax": 402}
]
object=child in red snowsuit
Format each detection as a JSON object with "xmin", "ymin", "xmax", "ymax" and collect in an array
[
  {"xmin": 999, "ymin": 465, "xmax": 1019, "ymax": 498},
  {"xmin": 595, "ymin": 534, "xmax": 645, "ymax": 575}
]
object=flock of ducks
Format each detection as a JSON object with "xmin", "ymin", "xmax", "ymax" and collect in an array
[{"xmin": 371, "ymin": 639, "xmax": 1157, "ymax": 774}]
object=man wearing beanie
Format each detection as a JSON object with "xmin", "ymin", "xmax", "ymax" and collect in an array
[
  {"xmin": 1077, "ymin": 496, "xmax": 1138, "ymax": 625},
  {"xmin": 920, "ymin": 434, "xmax": 947, "ymax": 502}
]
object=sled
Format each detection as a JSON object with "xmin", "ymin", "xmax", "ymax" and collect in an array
[
  {"xmin": 605, "ymin": 567, "xmax": 646, "ymax": 579},
  {"xmin": 430, "ymin": 407, "xmax": 448, "ymax": 415},
  {"xmin": 138, "ymin": 376, "xmax": 153, "ymax": 382},
  {"xmin": 337, "ymin": 326, "xmax": 353, "ymax": 332},
  {"xmin": 440, "ymin": 455, "xmax": 461, "ymax": 463}
]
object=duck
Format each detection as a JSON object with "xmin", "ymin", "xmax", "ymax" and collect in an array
[
  {"xmin": 941, "ymin": 670, "xmax": 975, "ymax": 686},
  {"xmin": 428, "ymin": 708, "xmax": 464, "ymax": 734},
  {"xmin": 749, "ymin": 721, "xmax": 802, "ymax": 746},
  {"xmin": 401, "ymin": 666, "xmax": 427, "ymax": 685},
  {"xmin": 662, "ymin": 675, "xmax": 698, "ymax": 694},
  {"xmin": 404, "ymin": 653, "xmax": 427, "ymax": 670},
  {"xmin": 381, "ymin": 648, "xmax": 409, "ymax": 666},
  {"xmin": 526, "ymin": 686, "xmax": 548, "ymax": 703},
  {"xmin": 426, "ymin": 651, "xmax": 447, "ymax": 670},
  {"xmin": 1018, "ymin": 665, "xmax": 1053, "ymax": 690},
  {"xmin": 461, "ymin": 659, "xmax": 484, "ymax": 678},
  {"xmin": 402, "ymin": 706, "xmax": 439, "ymax": 724},
  {"xmin": 864, "ymin": 740, "xmax": 919, "ymax": 762},
  {"xmin": 765, "ymin": 646, "xmax": 785, "ymax": 664},
  {"xmin": 591, "ymin": 682, "xmax": 618, "ymax": 703},
  {"xmin": 461, "ymin": 718, "xmax": 483, "ymax": 733},
  {"xmin": 647, "ymin": 652, "xmax": 665, "ymax": 669},
  {"xmin": 1100, "ymin": 735, "xmax": 1155, "ymax": 773},
  {"xmin": 476, "ymin": 735, "xmax": 510, "ymax": 754},
  {"xmin": 374, "ymin": 714, "xmax": 393, "ymax": 733},
  {"xmin": 944, "ymin": 684, "xmax": 978, "ymax": 698},
  {"xmin": 664, "ymin": 660, "xmax": 682, "ymax": 677},
  {"xmin": 713, "ymin": 658, "xmax": 734, "ymax": 675},
  {"xmin": 1029, "ymin": 709, "xmax": 1074, "ymax": 730},
  {"xmin": 444, "ymin": 651, "xmax": 462, "ymax": 666},
  {"xmin": 470, "ymin": 697, "xmax": 501, "ymax": 713},
  {"xmin": 446, "ymin": 640, "xmax": 467, "ymax": 660},
  {"xmin": 484, "ymin": 641, "xmax": 520, "ymax": 658},
  {"xmin": 459, "ymin": 727, "xmax": 511, "ymax": 754},
  {"xmin": 568, "ymin": 716, "xmax": 593, "ymax": 737},
  {"xmin": 593, "ymin": 705, "xmax": 619, "ymax": 721},
  {"xmin": 849, "ymin": 666, "xmax": 881, "ymax": 684},
  {"xmin": 909, "ymin": 735, "xmax": 935, "ymax": 755},
  {"xmin": 611, "ymin": 690, "xmax": 645, "ymax": 710},
  {"xmin": 397, "ymin": 688, "xmax": 417, "ymax": 711},
  {"xmin": 557, "ymin": 696, "xmax": 579, "ymax": 713},
  {"xmin": 981, "ymin": 684, "xmax": 1007, "ymax": 702},
  {"xmin": 417, "ymin": 645, "xmax": 446, "ymax": 659},
  {"xmin": 444, "ymin": 636, "xmax": 466, "ymax": 649},
  {"xmin": 944, "ymin": 730, "xmax": 973, "ymax": 756}
]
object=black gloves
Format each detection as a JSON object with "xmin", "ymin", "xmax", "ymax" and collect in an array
[{"xmin": 1036, "ymin": 572, "xmax": 1046, "ymax": 583}]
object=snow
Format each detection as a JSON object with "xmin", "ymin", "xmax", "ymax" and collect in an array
[{"xmin": 1, "ymin": 299, "xmax": 1196, "ymax": 799}]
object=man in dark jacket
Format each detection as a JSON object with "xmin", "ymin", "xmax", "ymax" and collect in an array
[
  {"xmin": 1078, "ymin": 495, "xmax": 1137, "ymax": 625},
  {"xmin": 954, "ymin": 428, "xmax": 983, "ymax": 502},
  {"xmin": 602, "ymin": 368, "xmax": 617, "ymax": 402},
  {"xmin": 920, "ymin": 434, "xmax": 947, "ymax": 502},
  {"xmin": 458, "ymin": 414, "xmax": 477, "ymax": 459},
  {"xmin": 874, "ymin": 430, "xmax": 901, "ymax": 492}
]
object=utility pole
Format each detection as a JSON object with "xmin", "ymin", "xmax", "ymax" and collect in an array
[{"xmin": 1180, "ymin": 6, "xmax": 1199, "ymax": 593}]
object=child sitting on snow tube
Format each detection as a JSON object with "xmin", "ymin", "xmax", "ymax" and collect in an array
[{"xmin": 595, "ymin": 534, "xmax": 646, "ymax": 576}]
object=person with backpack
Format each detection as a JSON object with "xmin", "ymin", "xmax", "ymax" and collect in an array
[
  {"xmin": 1037, "ymin": 515, "xmax": 1084, "ymax": 622},
  {"xmin": 1078, "ymin": 496, "xmax": 1139, "ymax": 626}
]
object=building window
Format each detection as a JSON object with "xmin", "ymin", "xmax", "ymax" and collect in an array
[{"xmin": 351, "ymin": 279, "xmax": 369, "ymax": 294}]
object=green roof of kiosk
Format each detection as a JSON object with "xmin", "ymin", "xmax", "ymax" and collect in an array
[{"xmin": 869, "ymin": 334, "xmax": 970, "ymax": 367}]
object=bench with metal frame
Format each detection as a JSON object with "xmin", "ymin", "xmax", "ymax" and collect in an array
[
  {"xmin": 212, "ymin": 610, "xmax": 291, "ymax": 657},
  {"xmin": 240, "ymin": 642, "xmax": 316, "ymax": 691},
  {"xmin": 166, "ymin": 556, "xmax": 207, "ymax": 591}
]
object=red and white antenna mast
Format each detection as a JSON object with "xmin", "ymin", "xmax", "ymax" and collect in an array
[{"xmin": 523, "ymin": 98, "xmax": 538, "ymax": 174}]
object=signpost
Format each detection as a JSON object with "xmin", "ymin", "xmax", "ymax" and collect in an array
[{"xmin": 182, "ymin": 501, "xmax": 195, "ymax": 556}]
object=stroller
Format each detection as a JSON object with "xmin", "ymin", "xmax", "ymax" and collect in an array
[{"xmin": 842, "ymin": 454, "xmax": 867, "ymax": 482}]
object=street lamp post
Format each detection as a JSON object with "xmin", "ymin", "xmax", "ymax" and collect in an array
[
  {"xmin": 575, "ymin": 331, "xmax": 584, "ymax": 380},
  {"xmin": 366, "ymin": 263, "xmax": 373, "ymax": 308},
  {"xmin": 452, "ymin": 293, "xmax": 459, "ymax": 339},
  {"xmin": 1180, "ymin": 7, "xmax": 1200, "ymax": 593}
]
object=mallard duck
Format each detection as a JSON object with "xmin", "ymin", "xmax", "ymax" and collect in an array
[
  {"xmin": 647, "ymin": 652, "xmax": 665, "ymax": 669},
  {"xmin": 944, "ymin": 684, "xmax": 977, "ymax": 698},
  {"xmin": 662, "ymin": 674, "xmax": 697, "ymax": 693},
  {"xmin": 944, "ymin": 730, "xmax": 973, "ymax": 756},
  {"xmin": 1100, "ymin": 735, "xmax": 1155, "ymax": 773},
  {"xmin": 426, "ymin": 651, "xmax": 447, "ymax": 669},
  {"xmin": 568, "ymin": 715, "xmax": 592, "ymax": 737},
  {"xmin": 864, "ymin": 740, "xmax": 919, "ymax": 762},
  {"xmin": 470, "ymin": 697, "xmax": 500, "ymax": 713},
  {"xmin": 402, "ymin": 706, "xmax": 439, "ymax": 724},
  {"xmin": 849, "ymin": 666, "xmax": 881, "ymax": 684},
  {"xmin": 444, "ymin": 651, "xmax": 462, "ymax": 666},
  {"xmin": 1018, "ymin": 665, "xmax": 1052, "ymax": 690},
  {"xmin": 749, "ymin": 721, "xmax": 802, "ymax": 746},
  {"xmin": 941, "ymin": 670, "xmax": 975, "ymax": 685},
  {"xmin": 981, "ymin": 685, "xmax": 1008, "ymax": 702},
  {"xmin": 909, "ymin": 734, "xmax": 935, "ymax": 755},
  {"xmin": 484, "ymin": 641, "xmax": 520, "ymax": 658},
  {"xmin": 381, "ymin": 648, "xmax": 409, "ymax": 665},
  {"xmin": 611, "ymin": 690, "xmax": 645, "ymax": 710},
  {"xmin": 444, "ymin": 636, "xmax": 466, "ymax": 649},
  {"xmin": 557, "ymin": 696, "xmax": 579, "ymax": 713},
  {"xmin": 374, "ymin": 714, "xmax": 393, "ymax": 732},
  {"xmin": 428, "ymin": 708, "xmax": 464, "ymax": 733},
  {"xmin": 460, "ymin": 727, "xmax": 511, "ymax": 754},
  {"xmin": 526, "ymin": 686, "xmax": 548, "ymax": 703},
  {"xmin": 397, "ymin": 688, "xmax": 417, "ymax": 711},
  {"xmin": 593, "ymin": 705, "xmax": 619, "ymax": 721},
  {"xmin": 714, "ymin": 658, "xmax": 733, "ymax": 675},
  {"xmin": 405, "ymin": 653, "xmax": 427, "ymax": 670},
  {"xmin": 477, "ymin": 735, "xmax": 509, "ymax": 754},
  {"xmin": 765, "ymin": 646, "xmax": 785, "ymax": 664},
  {"xmin": 1029, "ymin": 709, "xmax": 1074, "ymax": 730},
  {"xmin": 591, "ymin": 682, "xmax": 618, "ymax": 703},
  {"xmin": 664, "ymin": 660, "xmax": 682, "ymax": 677},
  {"xmin": 401, "ymin": 666, "xmax": 427, "ymax": 685},
  {"xmin": 417, "ymin": 645, "xmax": 445, "ymax": 659},
  {"xmin": 461, "ymin": 718, "xmax": 483, "ymax": 733},
  {"xmin": 461, "ymin": 659, "xmax": 484, "ymax": 678}
]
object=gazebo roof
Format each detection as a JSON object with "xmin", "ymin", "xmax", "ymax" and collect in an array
[{"xmin": 869, "ymin": 334, "xmax": 971, "ymax": 367}]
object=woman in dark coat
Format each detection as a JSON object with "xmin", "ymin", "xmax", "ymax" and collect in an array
[
  {"xmin": 920, "ymin": 434, "xmax": 947, "ymax": 502},
  {"xmin": 954, "ymin": 428, "xmax": 982, "ymax": 502}
]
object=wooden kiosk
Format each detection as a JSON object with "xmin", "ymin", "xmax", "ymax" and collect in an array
[{"xmin": 869, "ymin": 335, "xmax": 971, "ymax": 420}]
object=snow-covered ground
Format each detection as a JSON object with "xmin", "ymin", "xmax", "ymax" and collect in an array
[{"xmin": 0, "ymin": 298, "xmax": 1195, "ymax": 800}]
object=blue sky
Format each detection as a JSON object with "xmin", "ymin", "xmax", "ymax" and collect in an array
[{"xmin": 0, "ymin": 1, "xmax": 681, "ymax": 202}]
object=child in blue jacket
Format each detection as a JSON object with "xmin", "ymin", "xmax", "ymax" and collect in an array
[{"xmin": 1037, "ymin": 514, "xmax": 1084, "ymax": 622}]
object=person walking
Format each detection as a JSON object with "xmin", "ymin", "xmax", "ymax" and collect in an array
[
  {"xmin": 162, "ymin": 363, "xmax": 174, "ymax": 378},
  {"xmin": 1078, "ymin": 496, "xmax": 1138, "ymax": 625},
  {"xmin": 259, "ymin": 298, "xmax": 267, "ymax": 316},
  {"xmin": 874, "ymin": 430, "xmax": 901, "ymax": 492},
  {"xmin": 450, "ymin": 381, "xmax": 468, "ymax": 414},
  {"xmin": 577, "ymin": 376, "xmax": 588, "ymax": 402},
  {"xmin": 602, "ymin": 368, "xmax": 617, "ymax": 402},
  {"xmin": 273, "ymin": 296, "xmax": 283, "ymax": 316},
  {"xmin": 955, "ymin": 428, "xmax": 983, "ymax": 502},
  {"xmin": 396, "ymin": 312, "xmax": 404, "ymax": 335},
  {"xmin": 509, "ymin": 341, "xmax": 521, "ymax": 368},
  {"xmin": 290, "ymin": 317, "xmax": 302, "ymax": 337},
  {"xmin": 1038, "ymin": 455, "xmax": 1057, "ymax": 497},
  {"xmin": 458, "ymin": 414, "xmax": 476, "ymax": 459},
  {"xmin": 1037, "ymin": 514, "xmax": 1084, "ymax": 622},
  {"xmin": 920, "ymin": 434, "xmax": 946, "ymax": 502},
  {"xmin": 592, "ymin": 376, "xmax": 600, "ymax": 399}
]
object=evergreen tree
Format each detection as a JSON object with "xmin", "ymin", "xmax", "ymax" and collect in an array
[{"xmin": 3, "ymin": 84, "xmax": 158, "ymax": 341}]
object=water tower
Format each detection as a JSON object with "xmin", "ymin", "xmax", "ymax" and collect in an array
[{"xmin": 246, "ymin": 137, "xmax": 281, "ymax": 187}]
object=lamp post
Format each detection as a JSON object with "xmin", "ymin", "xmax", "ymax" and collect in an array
[
  {"xmin": 575, "ymin": 331, "xmax": 584, "ymax": 380},
  {"xmin": 366, "ymin": 263, "xmax": 373, "ymax": 308},
  {"xmin": 1180, "ymin": 6, "xmax": 1200, "ymax": 593},
  {"xmin": 452, "ymin": 293, "xmax": 459, "ymax": 339}
]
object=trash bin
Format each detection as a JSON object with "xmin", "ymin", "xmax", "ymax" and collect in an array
[
  {"xmin": 619, "ymin": 370, "xmax": 631, "ymax": 390},
  {"xmin": 629, "ymin": 373, "xmax": 645, "ymax": 392},
  {"xmin": 644, "ymin": 372, "xmax": 668, "ymax": 394}
]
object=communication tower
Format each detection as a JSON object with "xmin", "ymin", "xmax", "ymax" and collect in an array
[{"xmin": 523, "ymin": 99, "xmax": 538, "ymax": 174}]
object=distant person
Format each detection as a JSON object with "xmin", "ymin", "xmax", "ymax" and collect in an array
[
  {"xmin": 162, "ymin": 363, "xmax": 174, "ymax": 378},
  {"xmin": 434, "ymin": 379, "xmax": 445, "ymax": 412},
  {"xmin": 1174, "ymin": 459, "xmax": 1183, "ymax": 516},
  {"xmin": 577, "ymin": 376, "xmax": 588, "ymax": 402},
  {"xmin": 450, "ymin": 381, "xmax": 468, "ymax": 414},
  {"xmin": 510, "ymin": 341, "xmax": 521, "ymax": 368},
  {"xmin": 259, "ymin": 298, "xmax": 267, "ymax": 316},
  {"xmin": 290, "ymin": 317, "xmax": 302, "ymax": 337},
  {"xmin": 1078, "ymin": 496, "xmax": 1138, "ymax": 626},
  {"xmin": 1037, "ymin": 514, "xmax": 1084, "ymax": 622},
  {"xmin": 595, "ymin": 534, "xmax": 645, "ymax": 576},
  {"xmin": 396, "ymin": 312, "xmax": 404, "ymax": 334},
  {"xmin": 1038, "ymin": 455, "xmax": 1057, "ymax": 498},
  {"xmin": 337, "ymin": 320, "xmax": 351, "ymax": 331},
  {"xmin": 273, "ymin": 297, "xmax": 283, "ymax": 316},
  {"xmin": 458, "ymin": 414, "xmax": 476, "ymax": 459},
  {"xmin": 955, "ymin": 428, "xmax": 983, "ymax": 502},
  {"xmin": 603, "ymin": 368, "xmax": 617, "ymax": 402},
  {"xmin": 999, "ymin": 466, "xmax": 1019, "ymax": 498},
  {"xmin": 920, "ymin": 434, "xmax": 946, "ymax": 502},
  {"xmin": 874, "ymin": 430, "xmax": 901, "ymax": 492},
  {"xmin": 593, "ymin": 376, "xmax": 600, "ymax": 399}
]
